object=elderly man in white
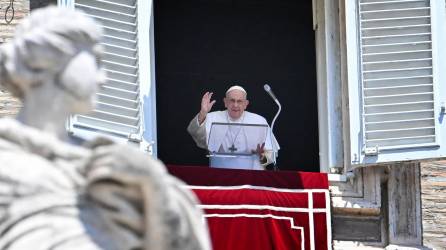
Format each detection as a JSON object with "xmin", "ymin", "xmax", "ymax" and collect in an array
[{"xmin": 188, "ymin": 85, "xmax": 279, "ymax": 170}]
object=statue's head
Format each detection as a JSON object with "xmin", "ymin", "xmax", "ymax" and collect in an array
[{"xmin": 0, "ymin": 6, "xmax": 105, "ymax": 113}]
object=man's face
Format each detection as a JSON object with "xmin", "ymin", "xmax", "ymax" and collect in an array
[{"xmin": 224, "ymin": 90, "xmax": 249, "ymax": 120}]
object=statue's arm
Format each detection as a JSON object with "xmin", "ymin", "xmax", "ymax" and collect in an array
[{"xmin": 87, "ymin": 143, "xmax": 212, "ymax": 250}]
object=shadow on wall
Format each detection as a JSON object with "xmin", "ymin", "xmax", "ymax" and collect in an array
[{"xmin": 30, "ymin": 0, "xmax": 57, "ymax": 10}]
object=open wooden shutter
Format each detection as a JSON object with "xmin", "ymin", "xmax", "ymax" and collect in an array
[
  {"xmin": 69, "ymin": 0, "xmax": 143, "ymax": 142},
  {"xmin": 346, "ymin": 0, "xmax": 446, "ymax": 165}
]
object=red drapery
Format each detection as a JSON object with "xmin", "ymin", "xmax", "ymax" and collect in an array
[{"xmin": 167, "ymin": 165, "xmax": 331, "ymax": 250}]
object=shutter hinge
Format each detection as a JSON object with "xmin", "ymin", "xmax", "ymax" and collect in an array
[
  {"xmin": 128, "ymin": 133, "xmax": 142, "ymax": 143},
  {"xmin": 145, "ymin": 141, "xmax": 155, "ymax": 155},
  {"xmin": 364, "ymin": 146, "xmax": 379, "ymax": 156}
]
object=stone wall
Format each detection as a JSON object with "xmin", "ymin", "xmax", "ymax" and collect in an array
[
  {"xmin": 0, "ymin": 0, "xmax": 28, "ymax": 43},
  {"xmin": 0, "ymin": 0, "xmax": 57, "ymax": 118},
  {"xmin": 421, "ymin": 161, "xmax": 446, "ymax": 250},
  {"xmin": 0, "ymin": 0, "xmax": 30, "ymax": 117}
]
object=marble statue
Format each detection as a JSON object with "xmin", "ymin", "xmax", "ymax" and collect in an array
[{"xmin": 0, "ymin": 6, "xmax": 211, "ymax": 250}]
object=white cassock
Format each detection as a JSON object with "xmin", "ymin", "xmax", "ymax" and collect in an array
[{"xmin": 187, "ymin": 110, "xmax": 280, "ymax": 170}]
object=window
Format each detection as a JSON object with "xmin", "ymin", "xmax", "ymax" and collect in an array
[
  {"xmin": 345, "ymin": 0, "xmax": 446, "ymax": 165},
  {"xmin": 59, "ymin": 0, "xmax": 446, "ymax": 169}
]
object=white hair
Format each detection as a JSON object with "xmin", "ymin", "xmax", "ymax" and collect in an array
[{"xmin": 0, "ymin": 6, "xmax": 102, "ymax": 98}]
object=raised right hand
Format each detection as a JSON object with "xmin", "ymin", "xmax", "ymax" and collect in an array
[{"xmin": 198, "ymin": 92, "xmax": 216, "ymax": 124}]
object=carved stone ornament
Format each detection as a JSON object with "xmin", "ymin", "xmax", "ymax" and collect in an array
[{"xmin": 0, "ymin": 6, "xmax": 211, "ymax": 250}]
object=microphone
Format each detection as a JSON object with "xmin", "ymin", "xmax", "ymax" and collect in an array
[{"xmin": 264, "ymin": 84, "xmax": 279, "ymax": 104}]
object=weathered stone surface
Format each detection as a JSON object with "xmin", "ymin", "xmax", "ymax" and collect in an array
[
  {"xmin": 0, "ymin": 0, "xmax": 28, "ymax": 117},
  {"xmin": 0, "ymin": 89, "xmax": 21, "ymax": 117},
  {"xmin": 0, "ymin": 0, "xmax": 29, "ymax": 42},
  {"xmin": 420, "ymin": 161, "xmax": 446, "ymax": 250}
]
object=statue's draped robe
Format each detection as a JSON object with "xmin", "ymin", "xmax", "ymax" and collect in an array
[{"xmin": 0, "ymin": 118, "xmax": 210, "ymax": 250}]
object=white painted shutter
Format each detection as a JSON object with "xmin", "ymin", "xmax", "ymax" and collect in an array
[
  {"xmin": 346, "ymin": 0, "xmax": 446, "ymax": 165},
  {"xmin": 70, "ymin": 0, "xmax": 142, "ymax": 142}
]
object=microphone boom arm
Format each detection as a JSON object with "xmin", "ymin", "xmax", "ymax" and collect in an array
[
  {"xmin": 264, "ymin": 84, "xmax": 281, "ymax": 170},
  {"xmin": 270, "ymin": 100, "xmax": 281, "ymax": 169}
]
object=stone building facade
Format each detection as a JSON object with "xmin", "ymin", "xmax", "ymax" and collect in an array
[
  {"xmin": 0, "ymin": 0, "xmax": 27, "ymax": 117},
  {"xmin": 0, "ymin": 0, "xmax": 55, "ymax": 117},
  {"xmin": 0, "ymin": 1, "xmax": 445, "ymax": 249},
  {"xmin": 421, "ymin": 161, "xmax": 446, "ymax": 249}
]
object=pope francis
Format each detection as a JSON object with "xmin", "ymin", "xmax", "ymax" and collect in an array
[{"xmin": 187, "ymin": 85, "xmax": 280, "ymax": 170}]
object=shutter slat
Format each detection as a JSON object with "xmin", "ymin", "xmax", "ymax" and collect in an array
[
  {"xmin": 100, "ymin": 0, "xmax": 136, "ymax": 6},
  {"xmin": 364, "ymin": 74, "xmax": 432, "ymax": 86},
  {"xmin": 103, "ymin": 61, "xmax": 137, "ymax": 75},
  {"xmin": 76, "ymin": 0, "xmax": 136, "ymax": 14},
  {"xmin": 104, "ymin": 53, "xmax": 137, "ymax": 66},
  {"xmin": 363, "ymin": 67, "xmax": 432, "ymax": 79},
  {"xmin": 75, "ymin": 4, "xmax": 136, "ymax": 23},
  {"xmin": 363, "ymin": 33, "xmax": 431, "ymax": 45},
  {"xmin": 363, "ymin": 49, "xmax": 431, "ymax": 56},
  {"xmin": 362, "ymin": 24, "xmax": 430, "ymax": 31},
  {"xmin": 363, "ymin": 32, "xmax": 430, "ymax": 39},
  {"xmin": 362, "ymin": 26, "xmax": 430, "ymax": 37},
  {"xmin": 97, "ymin": 93, "xmax": 138, "ymax": 109},
  {"xmin": 103, "ymin": 44, "xmax": 137, "ymax": 58},
  {"xmin": 90, "ymin": 110, "xmax": 139, "ymax": 126},
  {"xmin": 366, "ymin": 118, "xmax": 434, "ymax": 130},
  {"xmin": 76, "ymin": 116, "xmax": 138, "ymax": 131},
  {"xmin": 103, "ymin": 35, "xmax": 136, "ymax": 49},
  {"xmin": 366, "ymin": 136, "xmax": 435, "ymax": 147},
  {"xmin": 106, "ymin": 79, "xmax": 138, "ymax": 91},
  {"xmin": 365, "ymin": 103, "xmax": 433, "ymax": 115},
  {"xmin": 361, "ymin": 8, "xmax": 430, "ymax": 20},
  {"xmin": 364, "ymin": 110, "xmax": 434, "ymax": 122},
  {"xmin": 100, "ymin": 85, "xmax": 138, "ymax": 100},
  {"xmin": 365, "ymin": 91, "xmax": 432, "ymax": 101},
  {"xmin": 364, "ymin": 50, "xmax": 431, "ymax": 62},
  {"xmin": 366, "ymin": 127, "xmax": 434, "ymax": 140},
  {"xmin": 360, "ymin": 1, "xmax": 428, "ymax": 10},
  {"xmin": 95, "ymin": 19, "xmax": 136, "ymax": 33},
  {"xmin": 103, "ymin": 27, "xmax": 136, "ymax": 41},
  {"xmin": 362, "ymin": 15, "xmax": 429, "ymax": 23},
  {"xmin": 105, "ymin": 70, "xmax": 137, "ymax": 83},
  {"xmin": 360, "ymin": 0, "xmax": 427, "ymax": 5},
  {"xmin": 363, "ymin": 42, "xmax": 431, "ymax": 54},
  {"xmin": 96, "ymin": 102, "xmax": 139, "ymax": 117},
  {"xmin": 363, "ymin": 58, "xmax": 432, "ymax": 71},
  {"xmin": 75, "ymin": 116, "xmax": 137, "ymax": 136},
  {"xmin": 364, "ymin": 84, "xmax": 432, "ymax": 96},
  {"xmin": 361, "ymin": 7, "xmax": 430, "ymax": 13}
]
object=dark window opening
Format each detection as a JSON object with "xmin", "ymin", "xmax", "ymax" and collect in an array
[{"xmin": 155, "ymin": 0, "xmax": 319, "ymax": 172}]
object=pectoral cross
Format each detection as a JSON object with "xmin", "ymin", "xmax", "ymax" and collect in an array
[{"xmin": 228, "ymin": 144, "xmax": 237, "ymax": 153}]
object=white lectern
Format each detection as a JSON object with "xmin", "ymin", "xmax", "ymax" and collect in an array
[{"xmin": 207, "ymin": 122, "xmax": 269, "ymax": 170}]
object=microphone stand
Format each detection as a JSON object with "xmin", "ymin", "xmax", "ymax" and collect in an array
[{"xmin": 270, "ymin": 100, "xmax": 281, "ymax": 171}]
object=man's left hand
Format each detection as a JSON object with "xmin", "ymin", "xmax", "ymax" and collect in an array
[{"xmin": 252, "ymin": 142, "xmax": 265, "ymax": 158}]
